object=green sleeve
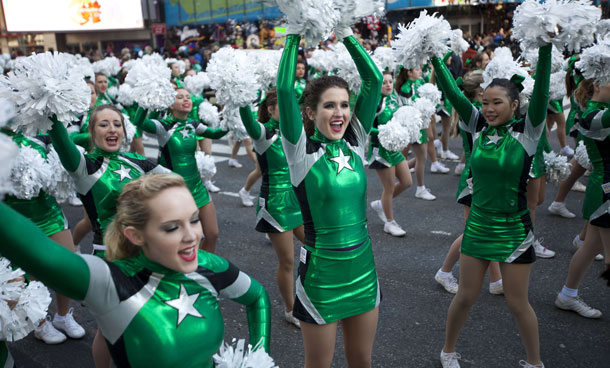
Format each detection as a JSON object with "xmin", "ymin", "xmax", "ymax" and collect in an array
[
  {"xmin": 239, "ymin": 105, "xmax": 262, "ymax": 140},
  {"xmin": 431, "ymin": 56, "xmax": 473, "ymax": 124},
  {"xmin": 370, "ymin": 127, "xmax": 379, "ymax": 135},
  {"xmin": 132, "ymin": 107, "xmax": 158, "ymax": 134},
  {"xmin": 70, "ymin": 131, "xmax": 90, "ymax": 149},
  {"xmin": 196, "ymin": 126, "xmax": 228, "ymax": 139},
  {"xmin": 0, "ymin": 203, "xmax": 90, "ymax": 300},
  {"xmin": 343, "ymin": 36, "xmax": 383, "ymax": 133},
  {"xmin": 48, "ymin": 117, "xmax": 83, "ymax": 172},
  {"xmin": 276, "ymin": 34, "xmax": 303, "ymax": 145},
  {"xmin": 232, "ymin": 277, "xmax": 271, "ymax": 352},
  {"xmin": 528, "ymin": 44, "xmax": 552, "ymax": 127}
]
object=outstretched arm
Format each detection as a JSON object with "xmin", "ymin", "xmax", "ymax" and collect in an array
[
  {"xmin": 276, "ymin": 34, "xmax": 302, "ymax": 145},
  {"xmin": 132, "ymin": 107, "xmax": 159, "ymax": 134},
  {"xmin": 239, "ymin": 105, "xmax": 262, "ymax": 140},
  {"xmin": 232, "ymin": 278, "xmax": 271, "ymax": 352},
  {"xmin": 194, "ymin": 125, "xmax": 229, "ymax": 139},
  {"xmin": 431, "ymin": 55, "xmax": 473, "ymax": 123},
  {"xmin": 48, "ymin": 116, "xmax": 84, "ymax": 172},
  {"xmin": 528, "ymin": 44, "xmax": 552, "ymax": 127}
]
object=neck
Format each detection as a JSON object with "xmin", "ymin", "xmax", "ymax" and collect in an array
[{"xmin": 172, "ymin": 111, "xmax": 189, "ymax": 120}]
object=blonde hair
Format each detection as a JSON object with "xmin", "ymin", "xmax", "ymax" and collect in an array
[
  {"xmin": 575, "ymin": 79, "xmax": 595, "ymax": 109},
  {"xmin": 88, "ymin": 104, "xmax": 127, "ymax": 152},
  {"xmin": 105, "ymin": 174, "xmax": 187, "ymax": 261}
]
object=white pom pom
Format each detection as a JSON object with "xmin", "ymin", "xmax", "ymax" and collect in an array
[
  {"xmin": 543, "ymin": 151, "xmax": 571, "ymax": 184},
  {"xmin": 72, "ymin": 56, "xmax": 95, "ymax": 80},
  {"xmin": 121, "ymin": 114, "xmax": 136, "ymax": 152},
  {"xmin": 378, "ymin": 120, "xmax": 411, "ymax": 152},
  {"xmin": 198, "ymin": 101, "xmax": 220, "ymax": 128},
  {"xmin": 45, "ymin": 148, "xmax": 77, "ymax": 203},
  {"xmin": 184, "ymin": 72, "xmax": 211, "ymax": 95},
  {"xmin": 207, "ymin": 48, "xmax": 260, "ymax": 109},
  {"xmin": 220, "ymin": 108, "xmax": 249, "ymax": 141},
  {"xmin": 0, "ymin": 98, "xmax": 16, "ymax": 127},
  {"xmin": 576, "ymin": 36, "xmax": 610, "ymax": 86},
  {"xmin": 412, "ymin": 97, "xmax": 437, "ymax": 123},
  {"xmin": 141, "ymin": 53, "xmax": 166, "ymax": 67},
  {"xmin": 379, "ymin": 105, "xmax": 424, "ymax": 150},
  {"xmin": 308, "ymin": 49, "xmax": 337, "ymax": 73},
  {"xmin": 92, "ymin": 56, "xmax": 122, "ymax": 77},
  {"xmin": 372, "ymin": 47, "xmax": 396, "ymax": 73},
  {"xmin": 574, "ymin": 141, "xmax": 591, "ymax": 169},
  {"xmin": 332, "ymin": 43, "xmax": 361, "ymax": 92},
  {"xmin": 392, "ymin": 10, "xmax": 452, "ymax": 69},
  {"xmin": 520, "ymin": 44, "xmax": 565, "ymax": 73},
  {"xmin": 195, "ymin": 151, "xmax": 217, "ymax": 180},
  {"xmin": 245, "ymin": 50, "xmax": 283, "ymax": 91},
  {"xmin": 124, "ymin": 60, "xmax": 176, "ymax": 111},
  {"xmin": 549, "ymin": 71, "xmax": 567, "ymax": 101},
  {"xmin": 0, "ymin": 52, "xmax": 91, "ymax": 135},
  {"xmin": 451, "ymin": 29, "xmax": 470, "ymax": 54},
  {"xmin": 213, "ymin": 338, "xmax": 277, "ymax": 368},
  {"xmin": 0, "ymin": 134, "xmax": 18, "ymax": 197},
  {"xmin": 596, "ymin": 19, "xmax": 610, "ymax": 39},
  {"xmin": 333, "ymin": 0, "xmax": 385, "ymax": 30},
  {"xmin": 267, "ymin": 0, "xmax": 339, "ymax": 45},
  {"xmin": 107, "ymin": 85, "xmax": 118, "ymax": 99},
  {"xmin": 166, "ymin": 58, "xmax": 186, "ymax": 75},
  {"xmin": 117, "ymin": 84, "xmax": 136, "ymax": 107},
  {"xmin": 416, "ymin": 83, "xmax": 441, "ymax": 106},
  {"xmin": 8, "ymin": 145, "xmax": 54, "ymax": 200},
  {"xmin": 122, "ymin": 60, "xmax": 137, "ymax": 71}
]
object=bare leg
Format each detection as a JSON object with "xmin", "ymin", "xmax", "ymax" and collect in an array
[
  {"xmin": 48, "ymin": 229, "xmax": 75, "ymax": 316},
  {"xmin": 393, "ymin": 160, "xmax": 412, "ymax": 198},
  {"xmin": 244, "ymin": 163, "xmax": 261, "ymax": 192},
  {"xmin": 488, "ymin": 262, "xmax": 502, "ymax": 283},
  {"xmin": 580, "ymin": 222, "xmax": 588, "ymax": 241},
  {"xmin": 410, "ymin": 143, "xmax": 427, "ymax": 187},
  {"xmin": 293, "ymin": 225, "xmax": 305, "ymax": 243},
  {"xmin": 565, "ymin": 223, "xmax": 603, "ymax": 289},
  {"xmin": 199, "ymin": 202, "xmax": 219, "ymax": 253},
  {"xmin": 301, "ymin": 321, "xmax": 338, "ymax": 368},
  {"xmin": 269, "ymin": 230, "xmax": 297, "ymax": 313},
  {"xmin": 93, "ymin": 330, "xmax": 111, "ymax": 368},
  {"xmin": 342, "ymin": 308, "xmax": 379, "ymax": 368},
  {"xmin": 440, "ymin": 207, "xmax": 470, "ymax": 273},
  {"xmin": 244, "ymin": 138, "xmax": 257, "ymax": 163},
  {"xmin": 550, "ymin": 112, "xmax": 568, "ymax": 149},
  {"xmin": 376, "ymin": 166, "xmax": 397, "ymax": 221},
  {"xmin": 231, "ymin": 140, "xmax": 241, "ymax": 159},
  {"xmin": 72, "ymin": 210, "xmax": 92, "ymax": 246},
  {"xmin": 554, "ymin": 160, "xmax": 586, "ymax": 203},
  {"xmin": 440, "ymin": 115, "xmax": 451, "ymax": 152},
  {"xmin": 527, "ymin": 177, "xmax": 543, "ymax": 226},
  {"xmin": 129, "ymin": 137, "xmax": 144, "ymax": 155},
  {"xmin": 426, "ymin": 123, "xmax": 440, "ymax": 163}
]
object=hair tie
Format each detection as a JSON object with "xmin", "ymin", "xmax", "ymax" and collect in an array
[
  {"xmin": 456, "ymin": 77, "xmax": 464, "ymax": 87},
  {"xmin": 465, "ymin": 58, "xmax": 472, "ymax": 66},
  {"xmin": 510, "ymin": 74, "xmax": 525, "ymax": 92}
]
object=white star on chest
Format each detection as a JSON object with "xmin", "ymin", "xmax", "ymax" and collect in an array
[
  {"xmin": 165, "ymin": 284, "xmax": 203, "ymax": 327},
  {"xmin": 112, "ymin": 165, "xmax": 133, "ymax": 182},
  {"xmin": 485, "ymin": 132, "xmax": 503, "ymax": 145},
  {"xmin": 179, "ymin": 128, "xmax": 191, "ymax": 139},
  {"xmin": 329, "ymin": 148, "xmax": 354, "ymax": 174}
]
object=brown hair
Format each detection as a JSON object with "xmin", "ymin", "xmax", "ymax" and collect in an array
[
  {"xmin": 257, "ymin": 88, "xmax": 278, "ymax": 124},
  {"xmin": 88, "ymin": 104, "xmax": 127, "ymax": 151},
  {"xmin": 301, "ymin": 76, "xmax": 350, "ymax": 137},
  {"xmin": 462, "ymin": 70, "xmax": 484, "ymax": 100},
  {"xmin": 470, "ymin": 52, "xmax": 487, "ymax": 70},
  {"xmin": 575, "ymin": 79, "xmax": 595, "ymax": 109},
  {"xmin": 566, "ymin": 69, "xmax": 583, "ymax": 97},
  {"xmin": 395, "ymin": 67, "xmax": 410, "ymax": 95},
  {"xmin": 105, "ymin": 174, "xmax": 188, "ymax": 261}
]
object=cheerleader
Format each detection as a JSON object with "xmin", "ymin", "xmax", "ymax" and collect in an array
[
  {"xmin": 94, "ymin": 73, "xmax": 116, "ymax": 106},
  {"xmin": 295, "ymin": 60, "xmax": 307, "ymax": 103},
  {"xmin": 0, "ymin": 174, "xmax": 271, "ymax": 366},
  {"xmin": 433, "ymin": 42, "xmax": 552, "ymax": 367},
  {"xmin": 277, "ymin": 28, "xmax": 382, "ymax": 367}
]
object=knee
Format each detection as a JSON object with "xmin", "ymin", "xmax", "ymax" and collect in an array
[
  {"xmin": 346, "ymin": 352, "xmax": 371, "ymax": 368},
  {"xmin": 504, "ymin": 295, "xmax": 531, "ymax": 316},
  {"xmin": 205, "ymin": 227, "xmax": 219, "ymax": 241},
  {"xmin": 278, "ymin": 257, "xmax": 294, "ymax": 271},
  {"xmin": 453, "ymin": 290, "xmax": 478, "ymax": 310}
]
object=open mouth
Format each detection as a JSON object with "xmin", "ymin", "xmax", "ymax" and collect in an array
[
  {"xmin": 105, "ymin": 136, "xmax": 119, "ymax": 146},
  {"xmin": 330, "ymin": 120, "xmax": 343, "ymax": 133},
  {"xmin": 178, "ymin": 246, "xmax": 197, "ymax": 262}
]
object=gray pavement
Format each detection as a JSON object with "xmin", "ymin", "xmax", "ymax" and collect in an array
[{"xmin": 7, "ymin": 121, "xmax": 610, "ymax": 367}]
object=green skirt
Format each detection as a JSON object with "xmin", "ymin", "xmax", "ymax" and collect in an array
[
  {"xmin": 368, "ymin": 146, "xmax": 405, "ymax": 169},
  {"xmin": 183, "ymin": 171, "xmax": 211, "ymax": 208},
  {"xmin": 583, "ymin": 167, "xmax": 610, "ymax": 227},
  {"xmin": 255, "ymin": 187, "xmax": 303, "ymax": 233},
  {"xmin": 4, "ymin": 193, "xmax": 67, "ymax": 236},
  {"xmin": 456, "ymin": 162, "xmax": 472, "ymax": 207},
  {"xmin": 415, "ymin": 128, "xmax": 429, "ymax": 145},
  {"xmin": 547, "ymin": 99, "xmax": 564, "ymax": 114}
]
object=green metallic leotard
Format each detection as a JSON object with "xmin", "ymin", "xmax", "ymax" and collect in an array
[
  {"xmin": 2, "ymin": 131, "xmax": 67, "ymax": 237},
  {"xmin": 96, "ymin": 93, "xmax": 116, "ymax": 107},
  {"xmin": 397, "ymin": 79, "xmax": 428, "ymax": 144},
  {"xmin": 294, "ymin": 78, "xmax": 306, "ymax": 104},
  {"xmin": 134, "ymin": 111, "xmax": 227, "ymax": 208},
  {"xmin": 455, "ymin": 100, "xmax": 481, "ymax": 207},
  {"xmin": 576, "ymin": 101, "xmax": 610, "ymax": 227},
  {"xmin": 547, "ymin": 99, "xmax": 564, "ymax": 114},
  {"xmin": 368, "ymin": 92, "xmax": 405, "ymax": 169},
  {"xmin": 239, "ymin": 105, "xmax": 303, "ymax": 233},
  {"xmin": 49, "ymin": 118, "xmax": 169, "ymax": 254},
  {"xmin": 530, "ymin": 125, "xmax": 552, "ymax": 179},
  {"xmin": 433, "ymin": 44, "xmax": 552, "ymax": 263},
  {"xmin": 277, "ymin": 34, "xmax": 382, "ymax": 324},
  {"xmin": 0, "ymin": 202, "xmax": 270, "ymax": 367}
]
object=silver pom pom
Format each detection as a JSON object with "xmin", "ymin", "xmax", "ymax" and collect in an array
[
  {"xmin": 124, "ymin": 59, "xmax": 176, "ymax": 111},
  {"xmin": 379, "ymin": 105, "xmax": 424, "ymax": 151},
  {"xmin": 8, "ymin": 145, "xmax": 54, "ymax": 200},
  {"xmin": 0, "ymin": 98, "xmax": 16, "ymax": 127},
  {"xmin": 195, "ymin": 151, "xmax": 217, "ymax": 181},
  {"xmin": 117, "ymin": 84, "xmax": 136, "ymax": 107},
  {"xmin": 333, "ymin": 0, "xmax": 385, "ymax": 30},
  {"xmin": 372, "ymin": 47, "xmax": 396, "ymax": 73},
  {"xmin": 121, "ymin": 114, "xmax": 136, "ymax": 152},
  {"xmin": 220, "ymin": 108, "xmax": 249, "ymax": 142},
  {"xmin": 207, "ymin": 48, "xmax": 260, "ymax": 109},
  {"xmin": 198, "ymin": 101, "xmax": 220, "ymax": 128},
  {"xmin": 0, "ymin": 134, "xmax": 18, "ymax": 198},
  {"xmin": 576, "ymin": 36, "xmax": 610, "ymax": 86},
  {"xmin": 543, "ymin": 151, "xmax": 571, "ymax": 184},
  {"xmin": 45, "ymin": 148, "xmax": 77, "ymax": 203},
  {"xmin": 549, "ymin": 71, "xmax": 567, "ymax": 101},
  {"xmin": 184, "ymin": 72, "xmax": 211, "ymax": 95},
  {"xmin": 451, "ymin": 29, "xmax": 470, "ymax": 54},
  {"xmin": 416, "ymin": 83, "xmax": 442, "ymax": 106},
  {"xmin": 213, "ymin": 338, "xmax": 278, "ymax": 368},
  {"xmin": 92, "ymin": 56, "xmax": 122, "ymax": 77},
  {"xmin": 245, "ymin": 50, "xmax": 283, "ymax": 91},
  {"xmin": 574, "ymin": 141, "xmax": 591, "ymax": 170}
]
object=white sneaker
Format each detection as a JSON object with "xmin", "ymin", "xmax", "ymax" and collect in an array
[
  {"xmin": 52, "ymin": 308, "xmax": 85, "ymax": 339},
  {"xmin": 547, "ymin": 202, "xmax": 576, "ymax": 218},
  {"xmin": 204, "ymin": 180, "xmax": 220, "ymax": 193},
  {"xmin": 440, "ymin": 351, "xmax": 461, "ymax": 368},
  {"xmin": 415, "ymin": 187, "xmax": 436, "ymax": 201},
  {"xmin": 435, "ymin": 270, "xmax": 458, "ymax": 294},
  {"xmin": 572, "ymin": 235, "xmax": 604, "ymax": 261},
  {"xmin": 228, "ymin": 158, "xmax": 242, "ymax": 168},
  {"xmin": 431, "ymin": 161, "xmax": 450, "ymax": 174},
  {"xmin": 68, "ymin": 196, "xmax": 82, "ymax": 206},
  {"xmin": 370, "ymin": 200, "xmax": 387, "ymax": 223},
  {"xmin": 35, "ymin": 317, "xmax": 67, "ymax": 344},
  {"xmin": 571, "ymin": 180, "xmax": 586, "ymax": 192},
  {"xmin": 284, "ymin": 310, "xmax": 301, "ymax": 328},
  {"xmin": 534, "ymin": 239, "xmax": 555, "ymax": 258},
  {"xmin": 519, "ymin": 360, "xmax": 545, "ymax": 368},
  {"xmin": 489, "ymin": 282, "xmax": 504, "ymax": 295},
  {"xmin": 384, "ymin": 220, "xmax": 406, "ymax": 237},
  {"xmin": 238, "ymin": 188, "xmax": 254, "ymax": 207},
  {"xmin": 560, "ymin": 145, "xmax": 575, "ymax": 157},
  {"xmin": 555, "ymin": 295, "xmax": 602, "ymax": 318},
  {"xmin": 442, "ymin": 150, "xmax": 460, "ymax": 161},
  {"xmin": 409, "ymin": 167, "xmax": 415, "ymax": 173},
  {"xmin": 454, "ymin": 163, "xmax": 465, "ymax": 175}
]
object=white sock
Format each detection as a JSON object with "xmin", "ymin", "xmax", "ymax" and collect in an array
[
  {"xmin": 490, "ymin": 279, "xmax": 503, "ymax": 287},
  {"xmin": 575, "ymin": 234, "xmax": 582, "ymax": 242},
  {"xmin": 551, "ymin": 201, "xmax": 563, "ymax": 206},
  {"xmin": 437, "ymin": 269, "xmax": 453, "ymax": 278},
  {"xmin": 240, "ymin": 187, "xmax": 249, "ymax": 194},
  {"xmin": 54, "ymin": 313, "xmax": 66, "ymax": 321},
  {"xmin": 560, "ymin": 286, "xmax": 578, "ymax": 299},
  {"xmin": 417, "ymin": 186, "xmax": 426, "ymax": 191}
]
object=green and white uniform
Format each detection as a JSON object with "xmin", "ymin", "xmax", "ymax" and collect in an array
[
  {"xmin": 277, "ymin": 34, "xmax": 382, "ymax": 324},
  {"xmin": 368, "ymin": 92, "xmax": 405, "ymax": 169},
  {"xmin": 294, "ymin": 77, "xmax": 306, "ymax": 104},
  {"xmin": 455, "ymin": 100, "xmax": 481, "ymax": 207},
  {"xmin": 576, "ymin": 101, "xmax": 610, "ymax": 227},
  {"xmin": 239, "ymin": 106, "xmax": 303, "ymax": 233},
  {"xmin": 0, "ymin": 203, "xmax": 271, "ymax": 367},
  {"xmin": 530, "ymin": 126, "xmax": 552, "ymax": 179},
  {"xmin": 96, "ymin": 92, "xmax": 116, "ymax": 107},
  {"xmin": 547, "ymin": 99, "xmax": 564, "ymax": 114},
  {"xmin": 397, "ymin": 79, "xmax": 428, "ymax": 144},
  {"xmin": 134, "ymin": 112, "xmax": 227, "ymax": 208},
  {"xmin": 433, "ymin": 44, "xmax": 552, "ymax": 263}
]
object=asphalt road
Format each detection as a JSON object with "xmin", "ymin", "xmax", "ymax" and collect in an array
[{"xmin": 7, "ymin": 121, "xmax": 610, "ymax": 368}]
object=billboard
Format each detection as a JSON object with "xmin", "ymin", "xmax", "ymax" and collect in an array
[
  {"xmin": 164, "ymin": 0, "xmax": 281, "ymax": 26},
  {"xmin": 2, "ymin": 0, "xmax": 145, "ymax": 32}
]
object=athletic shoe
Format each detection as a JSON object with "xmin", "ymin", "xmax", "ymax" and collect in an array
[
  {"xmin": 284, "ymin": 310, "xmax": 301, "ymax": 328},
  {"xmin": 454, "ymin": 163, "xmax": 465, "ymax": 175},
  {"xmin": 228, "ymin": 158, "xmax": 242, "ymax": 168},
  {"xmin": 370, "ymin": 200, "xmax": 387, "ymax": 223},
  {"xmin": 489, "ymin": 282, "xmax": 504, "ymax": 295},
  {"xmin": 519, "ymin": 360, "xmax": 545, "ymax": 368},
  {"xmin": 547, "ymin": 202, "xmax": 576, "ymax": 218},
  {"xmin": 238, "ymin": 188, "xmax": 254, "ymax": 207},
  {"xmin": 68, "ymin": 196, "xmax": 82, "ymax": 206},
  {"xmin": 534, "ymin": 239, "xmax": 555, "ymax": 258},
  {"xmin": 435, "ymin": 270, "xmax": 458, "ymax": 294},
  {"xmin": 53, "ymin": 308, "xmax": 85, "ymax": 339},
  {"xmin": 555, "ymin": 295, "xmax": 602, "ymax": 318},
  {"xmin": 560, "ymin": 145, "xmax": 575, "ymax": 157},
  {"xmin": 572, "ymin": 235, "xmax": 604, "ymax": 261},
  {"xmin": 440, "ymin": 351, "xmax": 461, "ymax": 368},
  {"xmin": 409, "ymin": 167, "xmax": 415, "ymax": 173},
  {"xmin": 442, "ymin": 150, "xmax": 460, "ymax": 161},
  {"xmin": 571, "ymin": 180, "xmax": 586, "ymax": 192},
  {"xmin": 415, "ymin": 187, "xmax": 436, "ymax": 201},
  {"xmin": 204, "ymin": 180, "xmax": 220, "ymax": 193},
  {"xmin": 384, "ymin": 220, "xmax": 406, "ymax": 237},
  {"xmin": 35, "ymin": 317, "xmax": 67, "ymax": 344},
  {"xmin": 431, "ymin": 161, "xmax": 450, "ymax": 174}
]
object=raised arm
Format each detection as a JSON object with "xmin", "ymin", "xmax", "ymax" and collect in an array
[
  {"xmin": 132, "ymin": 107, "xmax": 159, "ymax": 134},
  {"xmin": 431, "ymin": 55, "xmax": 474, "ymax": 123},
  {"xmin": 343, "ymin": 35, "xmax": 383, "ymax": 133},
  {"xmin": 0, "ymin": 203, "xmax": 90, "ymax": 300},
  {"xmin": 48, "ymin": 116, "xmax": 84, "ymax": 172},
  {"xmin": 194, "ymin": 125, "xmax": 229, "ymax": 139},
  {"xmin": 239, "ymin": 105, "xmax": 262, "ymax": 140},
  {"xmin": 528, "ymin": 44, "xmax": 552, "ymax": 127},
  {"xmin": 276, "ymin": 34, "xmax": 302, "ymax": 145}
]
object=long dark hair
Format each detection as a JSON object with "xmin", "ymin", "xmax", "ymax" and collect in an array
[
  {"xmin": 257, "ymin": 88, "xmax": 278, "ymax": 124},
  {"xmin": 575, "ymin": 79, "xmax": 595, "ymax": 109},
  {"xmin": 395, "ymin": 67, "xmax": 410, "ymax": 95},
  {"xmin": 301, "ymin": 76, "xmax": 350, "ymax": 137}
]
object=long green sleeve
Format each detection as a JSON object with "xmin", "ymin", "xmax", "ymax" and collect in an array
[
  {"xmin": 342, "ymin": 35, "xmax": 383, "ymax": 133},
  {"xmin": 48, "ymin": 117, "xmax": 83, "ymax": 172},
  {"xmin": 432, "ymin": 56, "xmax": 473, "ymax": 124},
  {"xmin": 0, "ymin": 203, "xmax": 90, "ymax": 300},
  {"xmin": 233, "ymin": 278, "xmax": 271, "ymax": 352},
  {"xmin": 196, "ymin": 126, "xmax": 228, "ymax": 139},
  {"xmin": 528, "ymin": 44, "xmax": 552, "ymax": 127},
  {"xmin": 132, "ymin": 107, "xmax": 158, "ymax": 134},
  {"xmin": 70, "ymin": 131, "xmax": 90, "ymax": 148},
  {"xmin": 277, "ymin": 34, "xmax": 302, "ymax": 145},
  {"xmin": 239, "ymin": 105, "xmax": 262, "ymax": 140}
]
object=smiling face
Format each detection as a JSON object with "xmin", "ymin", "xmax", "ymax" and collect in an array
[
  {"xmin": 171, "ymin": 88, "xmax": 193, "ymax": 116},
  {"xmin": 95, "ymin": 74, "xmax": 108, "ymax": 94},
  {"xmin": 481, "ymin": 86, "xmax": 518, "ymax": 126},
  {"xmin": 92, "ymin": 108, "xmax": 124, "ymax": 152},
  {"xmin": 296, "ymin": 63, "xmax": 306, "ymax": 79},
  {"xmin": 381, "ymin": 73, "xmax": 394, "ymax": 96},
  {"xmin": 307, "ymin": 87, "xmax": 351, "ymax": 140},
  {"xmin": 171, "ymin": 63, "xmax": 182, "ymax": 77},
  {"xmin": 88, "ymin": 83, "xmax": 97, "ymax": 109}
]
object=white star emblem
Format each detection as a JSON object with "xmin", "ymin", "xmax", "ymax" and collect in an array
[
  {"xmin": 485, "ymin": 132, "xmax": 503, "ymax": 145},
  {"xmin": 165, "ymin": 284, "xmax": 203, "ymax": 327},
  {"xmin": 180, "ymin": 128, "xmax": 191, "ymax": 139},
  {"xmin": 329, "ymin": 148, "xmax": 354, "ymax": 174},
  {"xmin": 112, "ymin": 165, "xmax": 133, "ymax": 182}
]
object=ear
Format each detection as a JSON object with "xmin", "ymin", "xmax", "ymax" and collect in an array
[
  {"xmin": 511, "ymin": 99, "xmax": 519, "ymax": 112},
  {"xmin": 267, "ymin": 105, "xmax": 274, "ymax": 116},
  {"xmin": 123, "ymin": 226, "xmax": 145, "ymax": 248},
  {"xmin": 305, "ymin": 106, "xmax": 315, "ymax": 122}
]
